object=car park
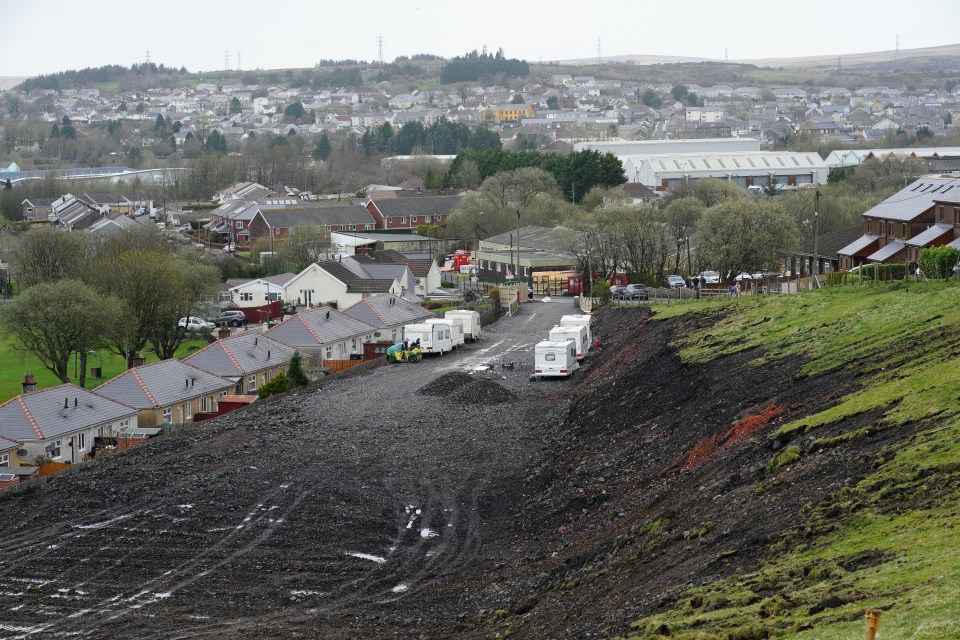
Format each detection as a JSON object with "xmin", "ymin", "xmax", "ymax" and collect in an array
[
  {"xmin": 178, "ymin": 316, "xmax": 214, "ymax": 331},
  {"xmin": 663, "ymin": 275, "xmax": 686, "ymax": 289},
  {"xmin": 623, "ymin": 284, "xmax": 648, "ymax": 300},
  {"xmin": 210, "ymin": 310, "xmax": 249, "ymax": 327}
]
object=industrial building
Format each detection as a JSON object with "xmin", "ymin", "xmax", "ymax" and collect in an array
[{"xmin": 624, "ymin": 152, "xmax": 829, "ymax": 191}]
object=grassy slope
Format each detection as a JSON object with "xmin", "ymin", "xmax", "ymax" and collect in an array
[
  {"xmin": 625, "ymin": 282, "xmax": 960, "ymax": 639},
  {"xmin": 0, "ymin": 336, "xmax": 209, "ymax": 403}
]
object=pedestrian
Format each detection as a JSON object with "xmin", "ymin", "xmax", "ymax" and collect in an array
[{"xmin": 735, "ymin": 282, "xmax": 741, "ymax": 298}]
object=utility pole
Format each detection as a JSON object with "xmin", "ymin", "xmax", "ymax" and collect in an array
[
  {"xmin": 377, "ymin": 35, "xmax": 385, "ymax": 64},
  {"xmin": 237, "ymin": 50, "xmax": 242, "ymax": 72},
  {"xmin": 813, "ymin": 189, "xmax": 820, "ymax": 289}
]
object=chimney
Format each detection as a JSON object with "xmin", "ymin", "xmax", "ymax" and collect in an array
[
  {"xmin": 267, "ymin": 350, "xmax": 271, "ymax": 359},
  {"xmin": 191, "ymin": 378, "xmax": 195, "ymax": 387},
  {"xmin": 74, "ymin": 398, "xmax": 77, "ymax": 408},
  {"xmin": 186, "ymin": 379, "xmax": 189, "ymax": 388},
  {"xmin": 254, "ymin": 337, "xmax": 258, "ymax": 346},
  {"xmin": 218, "ymin": 326, "xmax": 231, "ymax": 340},
  {"xmin": 325, "ymin": 310, "xmax": 330, "ymax": 320},
  {"xmin": 64, "ymin": 397, "xmax": 68, "ymax": 409},
  {"xmin": 21, "ymin": 373, "xmax": 37, "ymax": 395}
]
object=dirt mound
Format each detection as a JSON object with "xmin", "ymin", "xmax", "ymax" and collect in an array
[
  {"xmin": 416, "ymin": 371, "xmax": 474, "ymax": 396},
  {"xmin": 449, "ymin": 377, "xmax": 516, "ymax": 405}
]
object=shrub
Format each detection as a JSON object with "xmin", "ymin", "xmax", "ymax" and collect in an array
[
  {"xmin": 440, "ymin": 280, "xmax": 455, "ymax": 288},
  {"xmin": 918, "ymin": 245, "xmax": 960, "ymax": 280},
  {"xmin": 593, "ymin": 280, "xmax": 611, "ymax": 304},
  {"xmin": 259, "ymin": 371, "xmax": 289, "ymax": 398},
  {"xmin": 287, "ymin": 352, "xmax": 309, "ymax": 387}
]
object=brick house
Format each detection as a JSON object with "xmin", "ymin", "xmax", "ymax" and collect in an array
[
  {"xmin": 364, "ymin": 195, "xmax": 461, "ymax": 231},
  {"xmin": 248, "ymin": 205, "xmax": 377, "ymax": 243},
  {"xmin": 838, "ymin": 177, "xmax": 960, "ymax": 270}
]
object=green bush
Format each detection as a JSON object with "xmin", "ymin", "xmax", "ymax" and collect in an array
[
  {"xmin": 918, "ymin": 246, "xmax": 960, "ymax": 280},
  {"xmin": 440, "ymin": 280, "xmax": 455, "ymax": 288},
  {"xmin": 287, "ymin": 352, "xmax": 309, "ymax": 387},
  {"xmin": 593, "ymin": 280, "xmax": 611, "ymax": 304},
  {"xmin": 258, "ymin": 371, "xmax": 289, "ymax": 398},
  {"xmin": 767, "ymin": 446, "xmax": 801, "ymax": 473}
]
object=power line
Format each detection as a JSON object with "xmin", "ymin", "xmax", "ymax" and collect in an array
[
  {"xmin": 377, "ymin": 35, "xmax": 385, "ymax": 64},
  {"xmin": 224, "ymin": 50, "xmax": 231, "ymax": 71},
  {"xmin": 236, "ymin": 50, "xmax": 242, "ymax": 72},
  {"xmin": 597, "ymin": 38, "xmax": 602, "ymax": 66}
]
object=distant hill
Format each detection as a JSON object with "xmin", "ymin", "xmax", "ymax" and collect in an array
[
  {"xmin": 0, "ymin": 77, "xmax": 27, "ymax": 90},
  {"xmin": 563, "ymin": 43, "xmax": 960, "ymax": 70}
]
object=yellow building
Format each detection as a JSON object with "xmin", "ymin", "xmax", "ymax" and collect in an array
[{"xmin": 481, "ymin": 103, "xmax": 535, "ymax": 123}]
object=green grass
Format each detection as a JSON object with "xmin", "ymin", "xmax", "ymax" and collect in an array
[
  {"xmin": 624, "ymin": 282, "xmax": 960, "ymax": 639},
  {"xmin": 0, "ymin": 336, "xmax": 209, "ymax": 403}
]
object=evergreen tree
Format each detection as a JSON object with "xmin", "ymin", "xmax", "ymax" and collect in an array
[
  {"xmin": 287, "ymin": 352, "xmax": 309, "ymax": 387},
  {"xmin": 313, "ymin": 133, "xmax": 331, "ymax": 160},
  {"xmin": 230, "ymin": 97, "xmax": 242, "ymax": 114}
]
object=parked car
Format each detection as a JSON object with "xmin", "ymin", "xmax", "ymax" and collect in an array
[
  {"xmin": 610, "ymin": 285, "xmax": 627, "ymax": 299},
  {"xmin": 733, "ymin": 272, "xmax": 755, "ymax": 281},
  {"xmin": 623, "ymin": 284, "xmax": 649, "ymax": 300},
  {"xmin": 752, "ymin": 270, "xmax": 783, "ymax": 279},
  {"xmin": 178, "ymin": 316, "xmax": 214, "ymax": 332},
  {"xmin": 210, "ymin": 310, "xmax": 248, "ymax": 327},
  {"xmin": 698, "ymin": 270, "xmax": 721, "ymax": 284},
  {"xmin": 663, "ymin": 275, "xmax": 686, "ymax": 289}
]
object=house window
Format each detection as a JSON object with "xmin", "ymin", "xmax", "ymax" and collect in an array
[
  {"xmin": 118, "ymin": 419, "xmax": 129, "ymax": 430},
  {"xmin": 202, "ymin": 396, "xmax": 213, "ymax": 412},
  {"xmin": 241, "ymin": 292, "xmax": 253, "ymax": 301},
  {"xmin": 248, "ymin": 374, "xmax": 257, "ymax": 392},
  {"xmin": 902, "ymin": 223, "xmax": 908, "ymax": 238},
  {"xmin": 399, "ymin": 217, "xmax": 407, "ymax": 224},
  {"xmin": 524, "ymin": 266, "xmax": 530, "ymax": 277},
  {"xmin": 266, "ymin": 292, "xmax": 280, "ymax": 302},
  {"xmin": 76, "ymin": 432, "xmax": 85, "ymax": 451},
  {"xmin": 0, "ymin": 453, "xmax": 9, "ymax": 466},
  {"xmin": 185, "ymin": 401, "xmax": 193, "ymax": 419},
  {"xmin": 237, "ymin": 221, "xmax": 244, "ymax": 230},
  {"xmin": 163, "ymin": 407, "xmax": 172, "ymax": 423},
  {"xmin": 46, "ymin": 439, "xmax": 62, "ymax": 459},
  {"xmin": 351, "ymin": 338, "xmax": 358, "ymax": 350},
  {"xmin": 495, "ymin": 262, "xmax": 501, "ymax": 272},
  {"xmin": 954, "ymin": 208, "xmax": 959, "ymax": 224},
  {"xmin": 325, "ymin": 345, "xmax": 333, "ymax": 360}
]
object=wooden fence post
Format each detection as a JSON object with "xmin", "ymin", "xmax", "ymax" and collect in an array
[{"xmin": 864, "ymin": 609, "xmax": 881, "ymax": 640}]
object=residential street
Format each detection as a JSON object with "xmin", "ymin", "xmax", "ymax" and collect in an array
[{"xmin": 0, "ymin": 300, "xmax": 579, "ymax": 639}]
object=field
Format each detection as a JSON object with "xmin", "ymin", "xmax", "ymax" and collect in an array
[{"xmin": 0, "ymin": 334, "xmax": 210, "ymax": 402}]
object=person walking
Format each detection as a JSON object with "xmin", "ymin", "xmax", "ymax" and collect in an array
[
  {"xmin": 735, "ymin": 281, "xmax": 741, "ymax": 298},
  {"xmin": 728, "ymin": 283, "xmax": 735, "ymax": 298}
]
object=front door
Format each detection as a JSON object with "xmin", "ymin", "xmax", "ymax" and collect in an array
[{"xmin": 301, "ymin": 289, "xmax": 313, "ymax": 306}]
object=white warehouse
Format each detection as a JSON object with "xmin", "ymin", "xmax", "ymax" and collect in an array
[{"xmin": 624, "ymin": 152, "xmax": 829, "ymax": 192}]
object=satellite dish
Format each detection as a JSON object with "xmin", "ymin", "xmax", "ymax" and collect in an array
[
  {"xmin": 374, "ymin": 332, "xmax": 382, "ymax": 337},
  {"xmin": 17, "ymin": 449, "xmax": 29, "ymax": 458}
]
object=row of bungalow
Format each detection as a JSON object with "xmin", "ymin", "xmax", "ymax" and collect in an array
[{"xmin": 0, "ymin": 296, "xmax": 436, "ymax": 487}]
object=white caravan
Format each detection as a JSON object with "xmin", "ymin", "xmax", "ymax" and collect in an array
[
  {"xmin": 560, "ymin": 314, "xmax": 593, "ymax": 344},
  {"xmin": 549, "ymin": 324, "xmax": 589, "ymax": 360},
  {"xmin": 403, "ymin": 322, "xmax": 453, "ymax": 355},
  {"xmin": 444, "ymin": 309, "xmax": 482, "ymax": 341},
  {"xmin": 426, "ymin": 318, "xmax": 464, "ymax": 348},
  {"xmin": 534, "ymin": 339, "xmax": 579, "ymax": 378}
]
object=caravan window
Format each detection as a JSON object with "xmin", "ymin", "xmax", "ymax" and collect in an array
[{"xmin": 545, "ymin": 353, "xmax": 556, "ymax": 361}]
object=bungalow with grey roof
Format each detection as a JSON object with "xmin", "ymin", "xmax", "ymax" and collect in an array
[
  {"xmin": 343, "ymin": 295, "xmax": 435, "ymax": 345},
  {"xmin": 264, "ymin": 306, "xmax": 377, "ymax": 364},
  {"xmin": 281, "ymin": 260, "xmax": 402, "ymax": 309},
  {"xmin": 184, "ymin": 334, "xmax": 295, "ymax": 395},
  {"xmin": 93, "ymin": 359, "xmax": 235, "ymax": 427},
  {"xmin": 364, "ymin": 195, "xmax": 461, "ymax": 231},
  {"xmin": 0, "ymin": 383, "xmax": 138, "ymax": 466}
]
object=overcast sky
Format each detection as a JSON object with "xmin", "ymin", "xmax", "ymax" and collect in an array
[{"xmin": 4, "ymin": 0, "xmax": 959, "ymax": 77}]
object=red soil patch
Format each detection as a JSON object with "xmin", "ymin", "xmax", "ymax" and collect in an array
[{"xmin": 682, "ymin": 404, "xmax": 786, "ymax": 472}]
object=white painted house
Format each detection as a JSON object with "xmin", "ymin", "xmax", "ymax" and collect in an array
[{"xmin": 282, "ymin": 260, "xmax": 402, "ymax": 309}]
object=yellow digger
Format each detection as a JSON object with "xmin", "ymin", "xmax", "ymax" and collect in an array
[{"xmin": 386, "ymin": 341, "xmax": 422, "ymax": 363}]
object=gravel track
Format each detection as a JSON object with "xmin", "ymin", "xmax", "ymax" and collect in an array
[{"xmin": 0, "ymin": 300, "xmax": 580, "ymax": 639}]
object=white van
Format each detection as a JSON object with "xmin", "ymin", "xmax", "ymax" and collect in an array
[
  {"xmin": 549, "ymin": 324, "xmax": 588, "ymax": 360},
  {"xmin": 427, "ymin": 318, "xmax": 463, "ymax": 348},
  {"xmin": 534, "ymin": 339, "xmax": 578, "ymax": 378},
  {"xmin": 403, "ymin": 322, "xmax": 453, "ymax": 355},
  {"xmin": 560, "ymin": 314, "xmax": 592, "ymax": 344},
  {"xmin": 444, "ymin": 309, "xmax": 482, "ymax": 341}
]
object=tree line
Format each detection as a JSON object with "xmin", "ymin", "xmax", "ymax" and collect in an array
[
  {"xmin": 439, "ymin": 49, "xmax": 529, "ymax": 84},
  {"xmin": 360, "ymin": 120, "xmax": 502, "ymax": 156},
  {"xmin": 17, "ymin": 63, "xmax": 190, "ymax": 92}
]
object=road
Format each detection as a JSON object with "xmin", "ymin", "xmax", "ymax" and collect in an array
[{"xmin": 0, "ymin": 300, "xmax": 579, "ymax": 639}]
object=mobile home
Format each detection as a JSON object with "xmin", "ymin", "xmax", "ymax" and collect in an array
[
  {"xmin": 534, "ymin": 339, "xmax": 578, "ymax": 378},
  {"xmin": 403, "ymin": 322, "xmax": 453, "ymax": 355}
]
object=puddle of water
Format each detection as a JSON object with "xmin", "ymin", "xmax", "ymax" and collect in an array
[{"xmin": 345, "ymin": 552, "xmax": 386, "ymax": 564}]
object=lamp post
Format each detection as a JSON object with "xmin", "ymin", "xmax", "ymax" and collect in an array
[{"xmin": 812, "ymin": 189, "xmax": 820, "ymax": 288}]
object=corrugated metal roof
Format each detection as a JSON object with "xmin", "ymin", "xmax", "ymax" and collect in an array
[
  {"xmin": 837, "ymin": 234, "xmax": 880, "ymax": 257},
  {"xmin": 862, "ymin": 178, "xmax": 955, "ymax": 222},
  {"xmin": 866, "ymin": 239, "xmax": 907, "ymax": 262},
  {"xmin": 94, "ymin": 360, "xmax": 234, "ymax": 409},
  {"xmin": 905, "ymin": 223, "xmax": 955, "ymax": 247},
  {"xmin": 0, "ymin": 384, "xmax": 137, "ymax": 442},
  {"xmin": 644, "ymin": 152, "xmax": 825, "ymax": 175},
  {"xmin": 184, "ymin": 334, "xmax": 295, "ymax": 378}
]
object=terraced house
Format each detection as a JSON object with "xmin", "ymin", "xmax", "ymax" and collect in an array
[{"xmin": 838, "ymin": 177, "xmax": 960, "ymax": 270}]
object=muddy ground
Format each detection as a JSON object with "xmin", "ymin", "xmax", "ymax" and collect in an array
[{"xmin": 0, "ymin": 302, "xmax": 896, "ymax": 639}]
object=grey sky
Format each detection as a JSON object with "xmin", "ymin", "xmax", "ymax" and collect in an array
[{"xmin": 4, "ymin": 0, "xmax": 959, "ymax": 77}]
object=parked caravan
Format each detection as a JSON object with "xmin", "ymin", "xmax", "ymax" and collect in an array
[
  {"xmin": 560, "ymin": 314, "xmax": 593, "ymax": 343},
  {"xmin": 403, "ymin": 322, "xmax": 453, "ymax": 355},
  {"xmin": 534, "ymin": 339, "xmax": 578, "ymax": 378},
  {"xmin": 549, "ymin": 324, "xmax": 589, "ymax": 360},
  {"xmin": 427, "ymin": 318, "xmax": 464, "ymax": 348},
  {"xmin": 444, "ymin": 310, "xmax": 482, "ymax": 342}
]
